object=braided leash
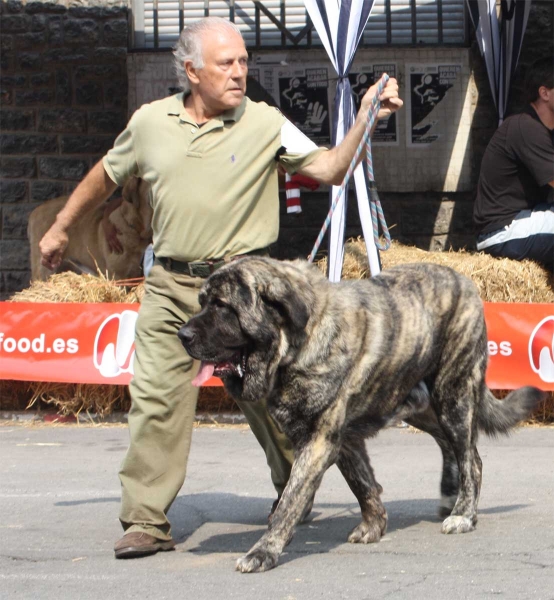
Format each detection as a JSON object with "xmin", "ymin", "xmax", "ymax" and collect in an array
[{"xmin": 308, "ymin": 73, "xmax": 392, "ymax": 263}]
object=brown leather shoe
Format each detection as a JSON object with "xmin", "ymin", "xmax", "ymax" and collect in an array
[{"xmin": 114, "ymin": 532, "xmax": 176, "ymax": 559}]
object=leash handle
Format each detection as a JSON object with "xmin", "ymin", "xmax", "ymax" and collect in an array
[{"xmin": 308, "ymin": 73, "xmax": 390, "ymax": 263}]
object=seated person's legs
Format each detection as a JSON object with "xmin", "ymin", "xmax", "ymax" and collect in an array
[{"xmin": 477, "ymin": 204, "xmax": 554, "ymax": 271}]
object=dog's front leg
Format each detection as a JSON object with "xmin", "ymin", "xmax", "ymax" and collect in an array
[
  {"xmin": 336, "ymin": 438, "xmax": 387, "ymax": 543},
  {"xmin": 236, "ymin": 435, "xmax": 337, "ymax": 573}
]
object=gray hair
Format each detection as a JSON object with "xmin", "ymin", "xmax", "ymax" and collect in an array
[{"xmin": 173, "ymin": 17, "xmax": 244, "ymax": 94}]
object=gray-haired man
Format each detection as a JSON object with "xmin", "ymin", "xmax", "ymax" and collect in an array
[{"xmin": 39, "ymin": 17, "xmax": 403, "ymax": 559}]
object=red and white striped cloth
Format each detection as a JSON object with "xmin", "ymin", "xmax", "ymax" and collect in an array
[{"xmin": 285, "ymin": 173, "xmax": 320, "ymax": 214}]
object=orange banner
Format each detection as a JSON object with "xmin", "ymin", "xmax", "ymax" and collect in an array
[
  {"xmin": 0, "ymin": 302, "xmax": 552, "ymax": 390},
  {"xmin": 0, "ymin": 302, "xmax": 221, "ymax": 386},
  {"xmin": 483, "ymin": 303, "xmax": 554, "ymax": 390}
]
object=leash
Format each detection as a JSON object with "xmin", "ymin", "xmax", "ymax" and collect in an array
[{"xmin": 308, "ymin": 74, "xmax": 392, "ymax": 263}]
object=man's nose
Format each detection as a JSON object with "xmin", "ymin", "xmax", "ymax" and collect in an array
[{"xmin": 231, "ymin": 61, "xmax": 246, "ymax": 79}]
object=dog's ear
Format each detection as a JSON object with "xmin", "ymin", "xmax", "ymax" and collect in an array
[{"xmin": 260, "ymin": 277, "xmax": 311, "ymax": 331}]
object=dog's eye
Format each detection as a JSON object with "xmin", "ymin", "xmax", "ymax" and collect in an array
[{"xmin": 213, "ymin": 298, "xmax": 228, "ymax": 309}]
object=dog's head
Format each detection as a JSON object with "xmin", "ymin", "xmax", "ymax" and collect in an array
[{"xmin": 178, "ymin": 257, "xmax": 315, "ymax": 402}]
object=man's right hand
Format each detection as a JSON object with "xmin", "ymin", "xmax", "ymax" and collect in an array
[
  {"xmin": 37, "ymin": 160, "xmax": 119, "ymax": 271},
  {"xmin": 39, "ymin": 226, "xmax": 69, "ymax": 271}
]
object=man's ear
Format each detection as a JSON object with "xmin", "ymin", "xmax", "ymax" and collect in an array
[
  {"xmin": 538, "ymin": 85, "xmax": 551, "ymax": 102},
  {"xmin": 185, "ymin": 60, "xmax": 200, "ymax": 85}
]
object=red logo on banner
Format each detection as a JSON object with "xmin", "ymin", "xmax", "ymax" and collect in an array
[
  {"xmin": 93, "ymin": 311, "xmax": 138, "ymax": 378},
  {"xmin": 528, "ymin": 316, "xmax": 554, "ymax": 384}
]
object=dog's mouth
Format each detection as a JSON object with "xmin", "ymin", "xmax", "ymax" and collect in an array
[{"xmin": 192, "ymin": 351, "xmax": 247, "ymax": 387}]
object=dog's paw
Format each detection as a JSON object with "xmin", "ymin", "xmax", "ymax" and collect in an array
[
  {"xmin": 441, "ymin": 515, "xmax": 475, "ymax": 534},
  {"xmin": 235, "ymin": 549, "xmax": 279, "ymax": 573},
  {"xmin": 347, "ymin": 518, "xmax": 386, "ymax": 544}
]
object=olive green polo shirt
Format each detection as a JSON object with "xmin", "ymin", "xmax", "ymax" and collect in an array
[{"xmin": 103, "ymin": 93, "xmax": 325, "ymax": 261}]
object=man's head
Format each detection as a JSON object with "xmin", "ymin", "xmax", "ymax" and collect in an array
[
  {"xmin": 524, "ymin": 57, "xmax": 554, "ymax": 105},
  {"xmin": 173, "ymin": 17, "xmax": 247, "ymax": 111}
]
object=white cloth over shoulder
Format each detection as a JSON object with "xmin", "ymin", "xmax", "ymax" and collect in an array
[{"xmin": 280, "ymin": 120, "xmax": 319, "ymax": 153}]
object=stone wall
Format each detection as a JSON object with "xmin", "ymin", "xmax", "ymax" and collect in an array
[{"xmin": 0, "ymin": 0, "xmax": 128, "ymax": 298}]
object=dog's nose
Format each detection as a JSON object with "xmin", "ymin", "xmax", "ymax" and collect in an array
[{"xmin": 177, "ymin": 326, "xmax": 195, "ymax": 346}]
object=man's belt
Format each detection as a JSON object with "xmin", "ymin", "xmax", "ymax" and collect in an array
[{"xmin": 155, "ymin": 247, "xmax": 270, "ymax": 278}]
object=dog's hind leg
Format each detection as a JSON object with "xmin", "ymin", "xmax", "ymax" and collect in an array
[
  {"xmin": 235, "ymin": 432, "xmax": 339, "ymax": 573},
  {"xmin": 405, "ymin": 409, "xmax": 459, "ymax": 517},
  {"xmin": 336, "ymin": 436, "xmax": 387, "ymax": 544},
  {"xmin": 433, "ymin": 376, "xmax": 483, "ymax": 534}
]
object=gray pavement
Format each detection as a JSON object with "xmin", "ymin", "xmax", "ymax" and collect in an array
[{"xmin": 1, "ymin": 421, "xmax": 553, "ymax": 600}]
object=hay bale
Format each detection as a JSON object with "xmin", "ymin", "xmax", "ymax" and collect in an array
[
  {"xmin": 198, "ymin": 386, "xmax": 236, "ymax": 413},
  {"xmin": 9, "ymin": 271, "xmax": 144, "ymax": 304},
  {"xmin": 0, "ymin": 380, "xmax": 34, "ymax": 411},
  {"xmin": 27, "ymin": 381, "xmax": 129, "ymax": 418},
  {"xmin": 317, "ymin": 238, "xmax": 554, "ymax": 303}
]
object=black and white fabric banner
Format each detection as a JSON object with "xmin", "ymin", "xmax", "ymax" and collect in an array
[
  {"xmin": 304, "ymin": 0, "xmax": 379, "ymax": 281},
  {"xmin": 466, "ymin": 0, "xmax": 531, "ymax": 125}
]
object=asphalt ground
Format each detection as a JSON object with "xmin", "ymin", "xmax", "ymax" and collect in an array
[{"xmin": 1, "ymin": 421, "xmax": 553, "ymax": 600}]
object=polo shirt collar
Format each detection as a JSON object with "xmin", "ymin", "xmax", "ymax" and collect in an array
[
  {"xmin": 524, "ymin": 103, "xmax": 554, "ymax": 142},
  {"xmin": 523, "ymin": 103, "xmax": 541, "ymax": 123},
  {"xmin": 167, "ymin": 92, "xmax": 246, "ymax": 125}
]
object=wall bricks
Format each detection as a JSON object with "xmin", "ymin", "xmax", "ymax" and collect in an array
[
  {"xmin": 75, "ymin": 81, "xmax": 102, "ymax": 105},
  {"xmin": 0, "ymin": 157, "xmax": 36, "ymax": 178},
  {"xmin": 0, "ymin": 270, "xmax": 31, "ymax": 296},
  {"xmin": 64, "ymin": 18, "xmax": 99, "ymax": 45},
  {"xmin": 18, "ymin": 52, "xmax": 43, "ymax": 69},
  {"xmin": 38, "ymin": 157, "xmax": 89, "ymax": 180},
  {"xmin": 1, "ymin": 14, "xmax": 31, "ymax": 32},
  {"xmin": 38, "ymin": 108, "xmax": 86, "ymax": 132},
  {"xmin": 0, "ymin": 109, "xmax": 35, "ymax": 130},
  {"xmin": 87, "ymin": 110, "xmax": 126, "ymax": 133},
  {"xmin": 103, "ymin": 19, "xmax": 127, "ymax": 45},
  {"xmin": 60, "ymin": 135, "xmax": 115, "ymax": 154},
  {"xmin": 30, "ymin": 180, "xmax": 65, "ymax": 202},
  {"xmin": 2, "ymin": 203, "xmax": 37, "ymax": 238},
  {"xmin": 0, "ymin": 240, "xmax": 30, "ymax": 270},
  {"xmin": 1, "ymin": 134, "xmax": 58, "ymax": 154},
  {"xmin": 0, "ymin": 0, "xmax": 129, "ymax": 298},
  {"xmin": 0, "ymin": 180, "xmax": 28, "ymax": 202}
]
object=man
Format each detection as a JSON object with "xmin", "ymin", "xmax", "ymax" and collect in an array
[
  {"xmin": 39, "ymin": 17, "xmax": 403, "ymax": 559},
  {"xmin": 473, "ymin": 57, "xmax": 554, "ymax": 271}
]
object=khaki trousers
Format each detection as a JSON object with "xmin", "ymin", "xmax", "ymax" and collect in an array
[{"xmin": 119, "ymin": 264, "xmax": 294, "ymax": 541}]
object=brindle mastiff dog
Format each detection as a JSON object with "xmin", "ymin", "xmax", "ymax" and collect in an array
[{"xmin": 178, "ymin": 257, "xmax": 544, "ymax": 573}]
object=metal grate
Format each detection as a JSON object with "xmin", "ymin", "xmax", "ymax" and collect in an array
[{"xmin": 130, "ymin": 0, "xmax": 468, "ymax": 50}]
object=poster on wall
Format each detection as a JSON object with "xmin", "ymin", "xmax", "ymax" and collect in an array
[
  {"xmin": 349, "ymin": 63, "xmax": 398, "ymax": 145},
  {"xmin": 407, "ymin": 63, "xmax": 462, "ymax": 147},
  {"xmin": 277, "ymin": 67, "xmax": 331, "ymax": 145}
]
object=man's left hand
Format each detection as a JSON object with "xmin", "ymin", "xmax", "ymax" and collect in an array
[{"xmin": 359, "ymin": 76, "xmax": 403, "ymax": 120}]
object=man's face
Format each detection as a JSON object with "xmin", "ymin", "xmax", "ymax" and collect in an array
[{"xmin": 190, "ymin": 29, "xmax": 248, "ymax": 112}]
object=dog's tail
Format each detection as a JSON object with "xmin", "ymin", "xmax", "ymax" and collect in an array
[{"xmin": 478, "ymin": 386, "xmax": 546, "ymax": 436}]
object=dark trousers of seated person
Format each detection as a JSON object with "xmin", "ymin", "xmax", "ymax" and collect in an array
[
  {"xmin": 484, "ymin": 234, "xmax": 554, "ymax": 271},
  {"xmin": 477, "ymin": 204, "xmax": 554, "ymax": 272}
]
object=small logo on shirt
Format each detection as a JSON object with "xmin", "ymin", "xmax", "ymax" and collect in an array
[{"xmin": 231, "ymin": 154, "xmax": 236, "ymax": 164}]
